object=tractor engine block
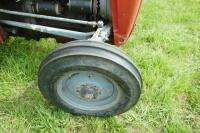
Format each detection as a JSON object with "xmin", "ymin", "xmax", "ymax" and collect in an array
[
  {"xmin": 0, "ymin": 0, "xmax": 111, "ymax": 40},
  {"xmin": 0, "ymin": 0, "xmax": 111, "ymax": 20}
]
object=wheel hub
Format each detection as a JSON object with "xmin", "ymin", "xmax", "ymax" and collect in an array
[
  {"xmin": 55, "ymin": 70, "xmax": 121, "ymax": 110},
  {"xmin": 76, "ymin": 84, "xmax": 101, "ymax": 100}
]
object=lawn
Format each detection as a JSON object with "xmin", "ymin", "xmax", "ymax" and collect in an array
[{"xmin": 0, "ymin": 0, "xmax": 199, "ymax": 132}]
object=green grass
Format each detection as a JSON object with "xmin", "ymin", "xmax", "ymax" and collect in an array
[{"xmin": 0, "ymin": 0, "xmax": 199, "ymax": 132}]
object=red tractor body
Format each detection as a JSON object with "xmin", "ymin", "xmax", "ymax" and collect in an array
[{"xmin": 111, "ymin": 0, "xmax": 142, "ymax": 45}]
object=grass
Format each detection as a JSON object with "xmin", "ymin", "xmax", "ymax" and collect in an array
[{"xmin": 0, "ymin": 0, "xmax": 199, "ymax": 132}]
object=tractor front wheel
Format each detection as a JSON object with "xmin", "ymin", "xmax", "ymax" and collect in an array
[{"xmin": 38, "ymin": 40, "xmax": 142, "ymax": 116}]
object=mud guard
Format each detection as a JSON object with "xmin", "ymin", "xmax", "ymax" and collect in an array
[{"xmin": 111, "ymin": 0, "xmax": 142, "ymax": 46}]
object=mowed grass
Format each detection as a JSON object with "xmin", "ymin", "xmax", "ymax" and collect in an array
[{"xmin": 0, "ymin": 0, "xmax": 199, "ymax": 132}]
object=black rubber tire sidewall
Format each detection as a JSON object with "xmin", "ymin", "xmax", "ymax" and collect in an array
[{"xmin": 38, "ymin": 41, "xmax": 142, "ymax": 116}]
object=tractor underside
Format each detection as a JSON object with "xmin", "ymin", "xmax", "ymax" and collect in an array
[{"xmin": 0, "ymin": 0, "xmax": 112, "ymax": 43}]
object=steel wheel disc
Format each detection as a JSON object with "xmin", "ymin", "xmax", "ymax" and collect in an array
[{"xmin": 55, "ymin": 70, "xmax": 122, "ymax": 111}]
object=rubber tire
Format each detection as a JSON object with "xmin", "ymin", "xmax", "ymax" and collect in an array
[{"xmin": 38, "ymin": 40, "xmax": 142, "ymax": 116}]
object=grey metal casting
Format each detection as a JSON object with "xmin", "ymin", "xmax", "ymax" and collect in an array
[
  {"xmin": 0, "ymin": 9, "xmax": 104, "ymax": 28},
  {"xmin": 0, "ymin": 20, "xmax": 95, "ymax": 39}
]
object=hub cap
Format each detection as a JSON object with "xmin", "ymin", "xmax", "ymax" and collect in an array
[{"xmin": 55, "ymin": 70, "xmax": 122, "ymax": 111}]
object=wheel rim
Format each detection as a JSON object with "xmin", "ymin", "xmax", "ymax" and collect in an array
[{"xmin": 55, "ymin": 70, "xmax": 122, "ymax": 111}]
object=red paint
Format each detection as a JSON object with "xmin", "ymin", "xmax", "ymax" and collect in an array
[
  {"xmin": 111, "ymin": 0, "xmax": 142, "ymax": 46},
  {"xmin": 0, "ymin": 36, "xmax": 4, "ymax": 44},
  {"xmin": 0, "ymin": 26, "xmax": 5, "ymax": 44}
]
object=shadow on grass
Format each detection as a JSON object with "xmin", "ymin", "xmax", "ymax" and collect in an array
[{"xmin": 0, "ymin": 37, "xmax": 71, "ymax": 131}]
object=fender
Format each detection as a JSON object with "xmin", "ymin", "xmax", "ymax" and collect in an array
[{"xmin": 111, "ymin": 0, "xmax": 142, "ymax": 46}]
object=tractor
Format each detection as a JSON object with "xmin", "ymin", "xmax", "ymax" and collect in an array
[{"xmin": 0, "ymin": 0, "xmax": 142, "ymax": 116}]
